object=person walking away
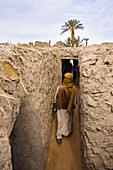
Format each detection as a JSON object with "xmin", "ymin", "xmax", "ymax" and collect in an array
[{"xmin": 54, "ymin": 72, "xmax": 77, "ymax": 144}]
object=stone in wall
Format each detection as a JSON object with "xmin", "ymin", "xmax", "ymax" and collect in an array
[
  {"xmin": 29, "ymin": 42, "xmax": 34, "ymax": 46},
  {"xmin": 79, "ymin": 44, "xmax": 113, "ymax": 170},
  {"xmin": 53, "ymin": 41, "xmax": 65, "ymax": 48},
  {"xmin": 35, "ymin": 41, "xmax": 50, "ymax": 47}
]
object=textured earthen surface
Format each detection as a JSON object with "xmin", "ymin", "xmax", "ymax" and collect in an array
[
  {"xmin": 0, "ymin": 45, "xmax": 61, "ymax": 170},
  {"xmin": 79, "ymin": 44, "xmax": 113, "ymax": 170},
  {"xmin": 0, "ymin": 43, "xmax": 113, "ymax": 170}
]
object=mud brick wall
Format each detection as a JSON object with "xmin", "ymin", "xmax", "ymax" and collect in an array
[
  {"xmin": 79, "ymin": 45, "xmax": 113, "ymax": 170},
  {"xmin": 0, "ymin": 43, "xmax": 113, "ymax": 170},
  {"xmin": 0, "ymin": 45, "xmax": 61, "ymax": 170}
]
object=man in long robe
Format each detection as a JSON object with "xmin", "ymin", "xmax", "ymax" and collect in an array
[{"xmin": 54, "ymin": 72, "xmax": 77, "ymax": 144}]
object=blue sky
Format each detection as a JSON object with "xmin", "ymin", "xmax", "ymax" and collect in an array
[{"xmin": 0, "ymin": 0, "xmax": 113, "ymax": 45}]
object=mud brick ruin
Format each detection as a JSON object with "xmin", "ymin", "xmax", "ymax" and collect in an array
[{"xmin": 0, "ymin": 42, "xmax": 113, "ymax": 170}]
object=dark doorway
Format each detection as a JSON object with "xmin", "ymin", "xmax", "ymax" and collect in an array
[{"xmin": 62, "ymin": 59, "xmax": 79, "ymax": 85}]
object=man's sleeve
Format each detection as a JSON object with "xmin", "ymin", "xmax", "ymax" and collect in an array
[{"xmin": 54, "ymin": 86, "xmax": 59, "ymax": 103}]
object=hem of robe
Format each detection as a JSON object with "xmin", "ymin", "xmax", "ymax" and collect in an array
[{"xmin": 56, "ymin": 109, "xmax": 74, "ymax": 139}]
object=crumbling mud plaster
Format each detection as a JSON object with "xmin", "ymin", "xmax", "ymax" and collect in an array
[
  {"xmin": 79, "ymin": 44, "xmax": 113, "ymax": 170},
  {"xmin": 0, "ymin": 44, "xmax": 78, "ymax": 170},
  {"xmin": 0, "ymin": 43, "xmax": 113, "ymax": 170},
  {"xmin": 0, "ymin": 45, "xmax": 62, "ymax": 170}
]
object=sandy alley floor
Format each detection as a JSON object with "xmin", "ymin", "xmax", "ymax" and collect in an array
[{"xmin": 45, "ymin": 102, "xmax": 82, "ymax": 170}]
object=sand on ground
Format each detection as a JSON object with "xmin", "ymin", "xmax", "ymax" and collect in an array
[{"xmin": 45, "ymin": 98, "xmax": 82, "ymax": 170}]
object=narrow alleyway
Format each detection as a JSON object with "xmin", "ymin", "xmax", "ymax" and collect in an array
[{"xmin": 45, "ymin": 88, "xmax": 82, "ymax": 170}]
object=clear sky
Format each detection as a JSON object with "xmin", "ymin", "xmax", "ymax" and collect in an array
[{"xmin": 0, "ymin": 0, "xmax": 113, "ymax": 45}]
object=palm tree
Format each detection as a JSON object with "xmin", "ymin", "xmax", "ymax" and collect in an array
[
  {"xmin": 84, "ymin": 38, "xmax": 89, "ymax": 46},
  {"xmin": 60, "ymin": 19, "xmax": 84, "ymax": 47},
  {"xmin": 74, "ymin": 36, "xmax": 84, "ymax": 47},
  {"xmin": 62, "ymin": 37, "xmax": 72, "ymax": 47},
  {"xmin": 62, "ymin": 36, "xmax": 84, "ymax": 47}
]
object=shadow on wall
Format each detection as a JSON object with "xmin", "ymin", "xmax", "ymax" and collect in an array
[{"xmin": 10, "ymin": 96, "xmax": 44, "ymax": 170}]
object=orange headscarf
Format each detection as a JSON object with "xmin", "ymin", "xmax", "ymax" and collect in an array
[{"xmin": 62, "ymin": 72, "xmax": 73, "ymax": 88}]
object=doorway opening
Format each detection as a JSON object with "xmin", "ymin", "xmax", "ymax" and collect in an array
[
  {"xmin": 62, "ymin": 59, "xmax": 79, "ymax": 85},
  {"xmin": 45, "ymin": 58, "xmax": 82, "ymax": 170}
]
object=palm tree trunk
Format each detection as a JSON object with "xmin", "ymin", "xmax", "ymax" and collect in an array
[
  {"xmin": 86, "ymin": 40, "xmax": 87, "ymax": 46},
  {"xmin": 71, "ymin": 28, "xmax": 74, "ymax": 47}
]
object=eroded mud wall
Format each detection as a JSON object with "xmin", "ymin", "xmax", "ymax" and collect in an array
[
  {"xmin": 1, "ymin": 43, "xmax": 113, "ymax": 170},
  {"xmin": 79, "ymin": 45, "xmax": 113, "ymax": 170},
  {"xmin": 0, "ymin": 45, "xmax": 61, "ymax": 170}
]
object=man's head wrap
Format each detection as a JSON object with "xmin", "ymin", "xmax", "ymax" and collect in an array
[
  {"xmin": 62, "ymin": 72, "xmax": 73, "ymax": 88},
  {"xmin": 64, "ymin": 72, "xmax": 73, "ymax": 80}
]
